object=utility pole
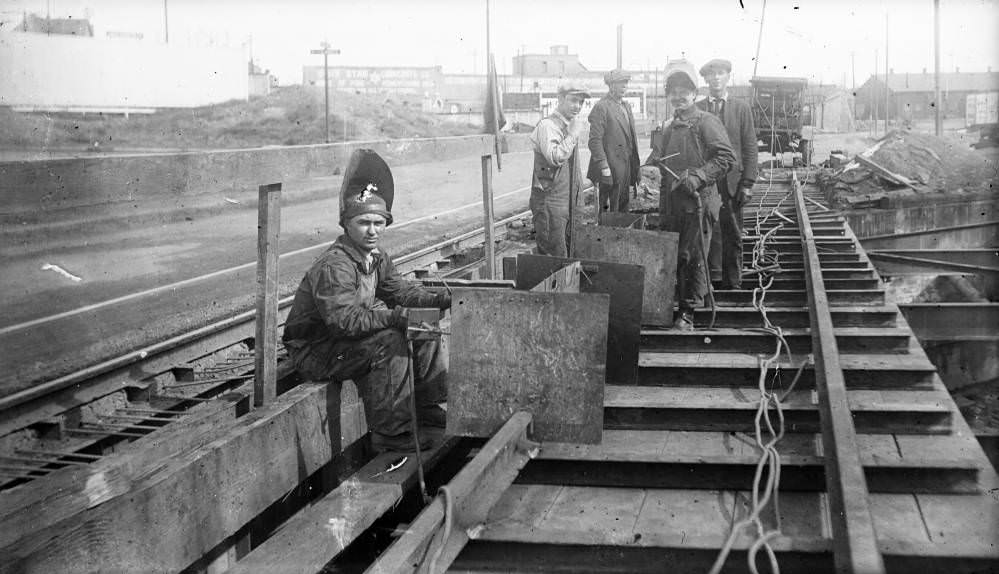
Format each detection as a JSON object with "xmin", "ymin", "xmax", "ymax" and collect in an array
[
  {"xmin": 616, "ymin": 24, "xmax": 623, "ymax": 69},
  {"xmin": 310, "ymin": 42, "xmax": 340, "ymax": 144},
  {"xmin": 752, "ymin": 0, "xmax": 767, "ymax": 78},
  {"xmin": 934, "ymin": 0, "xmax": 942, "ymax": 136},
  {"xmin": 163, "ymin": 0, "xmax": 168, "ymax": 43},
  {"xmin": 885, "ymin": 10, "xmax": 891, "ymax": 135},
  {"xmin": 519, "ymin": 45, "xmax": 525, "ymax": 91},
  {"xmin": 873, "ymin": 49, "xmax": 878, "ymax": 137}
]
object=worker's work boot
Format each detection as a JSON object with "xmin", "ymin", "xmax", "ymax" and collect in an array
[
  {"xmin": 674, "ymin": 311, "xmax": 695, "ymax": 331},
  {"xmin": 371, "ymin": 431, "xmax": 434, "ymax": 454},
  {"xmin": 418, "ymin": 404, "xmax": 447, "ymax": 428}
]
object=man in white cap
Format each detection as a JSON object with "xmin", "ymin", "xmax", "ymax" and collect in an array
[
  {"xmin": 587, "ymin": 69, "xmax": 640, "ymax": 214},
  {"xmin": 529, "ymin": 84, "xmax": 590, "ymax": 256},
  {"xmin": 698, "ymin": 58, "xmax": 758, "ymax": 290},
  {"xmin": 645, "ymin": 61, "xmax": 735, "ymax": 330},
  {"xmin": 282, "ymin": 150, "xmax": 451, "ymax": 453}
]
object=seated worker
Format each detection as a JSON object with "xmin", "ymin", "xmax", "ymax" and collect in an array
[
  {"xmin": 282, "ymin": 150, "xmax": 451, "ymax": 454},
  {"xmin": 645, "ymin": 61, "xmax": 735, "ymax": 330}
]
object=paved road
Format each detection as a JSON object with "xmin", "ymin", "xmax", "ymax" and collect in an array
[{"xmin": 0, "ymin": 149, "xmax": 583, "ymax": 399}]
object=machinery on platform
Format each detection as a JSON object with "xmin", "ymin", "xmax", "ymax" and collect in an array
[{"xmin": 751, "ymin": 76, "xmax": 812, "ymax": 166}]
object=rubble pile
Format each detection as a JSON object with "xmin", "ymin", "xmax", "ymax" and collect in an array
[{"xmin": 817, "ymin": 129, "xmax": 998, "ymax": 208}]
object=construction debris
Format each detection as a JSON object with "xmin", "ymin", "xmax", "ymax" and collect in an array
[{"xmin": 817, "ymin": 129, "xmax": 998, "ymax": 208}]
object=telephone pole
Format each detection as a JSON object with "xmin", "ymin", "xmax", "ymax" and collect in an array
[{"xmin": 310, "ymin": 42, "xmax": 340, "ymax": 144}]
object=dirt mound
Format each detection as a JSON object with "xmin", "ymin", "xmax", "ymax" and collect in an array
[
  {"xmin": 866, "ymin": 130, "xmax": 996, "ymax": 191},
  {"xmin": 0, "ymin": 86, "xmax": 482, "ymax": 151},
  {"xmin": 816, "ymin": 129, "xmax": 998, "ymax": 208}
]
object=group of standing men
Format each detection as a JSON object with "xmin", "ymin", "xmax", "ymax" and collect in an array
[{"xmin": 529, "ymin": 58, "xmax": 757, "ymax": 330}]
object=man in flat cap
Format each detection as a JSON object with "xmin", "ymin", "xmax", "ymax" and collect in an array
[
  {"xmin": 587, "ymin": 69, "xmax": 640, "ymax": 215},
  {"xmin": 697, "ymin": 58, "xmax": 758, "ymax": 290},
  {"xmin": 645, "ymin": 61, "xmax": 735, "ymax": 330},
  {"xmin": 529, "ymin": 84, "xmax": 589, "ymax": 256},
  {"xmin": 282, "ymin": 149, "xmax": 451, "ymax": 454}
]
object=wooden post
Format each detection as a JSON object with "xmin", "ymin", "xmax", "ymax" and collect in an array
[
  {"xmin": 255, "ymin": 183, "xmax": 282, "ymax": 407},
  {"xmin": 481, "ymin": 154, "xmax": 496, "ymax": 279}
]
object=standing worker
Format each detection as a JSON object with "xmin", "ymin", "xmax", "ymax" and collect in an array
[
  {"xmin": 697, "ymin": 58, "xmax": 758, "ymax": 290},
  {"xmin": 646, "ymin": 61, "xmax": 735, "ymax": 330},
  {"xmin": 530, "ymin": 84, "xmax": 590, "ymax": 257},
  {"xmin": 587, "ymin": 69, "xmax": 640, "ymax": 215},
  {"xmin": 282, "ymin": 150, "xmax": 451, "ymax": 454}
]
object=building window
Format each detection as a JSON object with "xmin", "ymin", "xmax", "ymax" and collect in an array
[{"xmin": 542, "ymin": 61, "xmax": 548, "ymax": 74}]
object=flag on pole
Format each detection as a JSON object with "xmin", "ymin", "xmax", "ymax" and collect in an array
[{"xmin": 484, "ymin": 53, "xmax": 506, "ymax": 170}]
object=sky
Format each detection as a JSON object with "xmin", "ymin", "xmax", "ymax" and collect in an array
[{"xmin": 2, "ymin": 0, "xmax": 997, "ymax": 87}]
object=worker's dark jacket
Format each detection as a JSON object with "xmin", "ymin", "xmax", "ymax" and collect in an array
[
  {"xmin": 587, "ymin": 95, "xmax": 640, "ymax": 211},
  {"xmin": 695, "ymin": 97, "xmax": 758, "ymax": 201},
  {"xmin": 283, "ymin": 235, "xmax": 444, "ymax": 348},
  {"xmin": 646, "ymin": 106, "xmax": 735, "ymax": 223}
]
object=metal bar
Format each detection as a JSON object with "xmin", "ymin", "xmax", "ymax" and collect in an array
[
  {"xmin": 867, "ymin": 251, "xmax": 999, "ymax": 276},
  {"xmin": 116, "ymin": 408, "xmax": 185, "ymax": 415},
  {"xmin": 366, "ymin": 411, "xmax": 536, "ymax": 574},
  {"xmin": 91, "ymin": 421, "xmax": 163, "ymax": 431},
  {"xmin": 163, "ymin": 374, "xmax": 254, "ymax": 388},
  {"xmin": 794, "ymin": 174, "xmax": 886, "ymax": 573},
  {"xmin": 105, "ymin": 414, "xmax": 176, "ymax": 423},
  {"xmin": 65, "ymin": 428, "xmax": 146, "ymax": 438},
  {"xmin": 0, "ymin": 456, "xmax": 88, "ymax": 466},
  {"xmin": 15, "ymin": 449, "xmax": 102, "ymax": 460},
  {"xmin": 0, "ymin": 464, "xmax": 51, "ymax": 473},
  {"xmin": 255, "ymin": 182, "xmax": 282, "ymax": 407}
]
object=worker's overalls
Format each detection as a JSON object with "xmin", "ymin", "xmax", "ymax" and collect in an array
[
  {"xmin": 653, "ymin": 115, "xmax": 721, "ymax": 313},
  {"xmin": 530, "ymin": 142, "xmax": 577, "ymax": 257}
]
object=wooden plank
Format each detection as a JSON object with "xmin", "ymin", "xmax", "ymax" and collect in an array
[
  {"xmin": 0, "ymin": 393, "xmax": 247, "ymax": 552},
  {"xmin": 640, "ymin": 327, "xmax": 911, "ymax": 355},
  {"xmin": 447, "ymin": 289, "xmax": 608, "ymax": 443},
  {"xmin": 229, "ymin": 433, "xmax": 458, "ymax": 574},
  {"xmin": 529, "ymin": 261, "xmax": 581, "ymax": 293},
  {"xmin": 515, "ymin": 254, "xmax": 644, "ymax": 383},
  {"xmin": 794, "ymin": 177, "xmax": 886, "ymax": 573},
  {"xmin": 255, "ymin": 182, "xmax": 282, "ymax": 407},
  {"xmin": 480, "ymin": 154, "xmax": 496, "ymax": 279},
  {"xmin": 366, "ymin": 412, "xmax": 535, "ymax": 574},
  {"xmin": 573, "ymin": 225, "xmax": 679, "ymax": 326},
  {"xmin": 1, "ymin": 383, "xmax": 357, "ymax": 573}
]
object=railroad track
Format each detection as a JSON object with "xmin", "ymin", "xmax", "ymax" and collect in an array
[
  {"xmin": 317, "ymin": 171, "xmax": 997, "ymax": 573},
  {"xmin": 0, "ymin": 210, "xmax": 533, "ymax": 490}
]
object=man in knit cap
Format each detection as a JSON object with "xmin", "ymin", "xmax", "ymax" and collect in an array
[{"xmin": 282, "ymin": 149, "xmax": 451, "ymax": 453}]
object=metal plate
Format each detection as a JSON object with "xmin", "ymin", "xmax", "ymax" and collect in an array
[
  {"xmin": 447, "ymin": 288, "xmax": 609, "ymax": 444},
  {"xmin": 597, "ymin": 212, "xmax": 646, "ymax": 229},
  {"xmin": 573, "ymin": 225, "xmax": 679, "ymax": 326},
  {"xmin": 515, "ymin": 254, "xmax": 643, "ymax": 384}
]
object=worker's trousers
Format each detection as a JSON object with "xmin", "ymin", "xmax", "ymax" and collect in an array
[
  {"xmin": 530, "ymin": 186, "xmax": 570, "ymax": 257},
  {"xmin": 598, "ymin": 180, "xmax": 630, "ymax": 213},
  {"xmin": 289, "ymin": 328, "xmax": 448, "ymax": 437},
  {"xmin": 709, "ymin": 185, "xmax": 745, "ymax": 288}
]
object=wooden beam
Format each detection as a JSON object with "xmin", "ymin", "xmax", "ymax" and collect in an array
[
  {"xmin": 794, "ymin": 175, "xmax": 886, "ymax": 573},
  {"xmin": 0, "ymin": 393, "xmax": 247, "ymax": 551},
  {"xmin": 255, "ymin": 183, "xmax": 281, "ymax": 407},
  {"xmin": 481, "ymin": 155, "xmax": 496, "ymax": 279},
  {"xmin": 367, "ymin": 412, "xmax": 535, "ymax": 574},
  {"xmin": 2, "ymin": 383, "xmax": 361, "ymax": 573}
]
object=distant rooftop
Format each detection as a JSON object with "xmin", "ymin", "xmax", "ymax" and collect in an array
[
  {"xmin": 16, "ymin": 13, "xmax": 93, "ymax": 37},
  {"xmin": 879, "ymin": 71, "xmax": 999, "ymax": 93}
]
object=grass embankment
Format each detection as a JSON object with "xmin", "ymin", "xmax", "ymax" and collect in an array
[{"xmin": 0, "ymin": 85, "xmax": 481, "ymax": 150}]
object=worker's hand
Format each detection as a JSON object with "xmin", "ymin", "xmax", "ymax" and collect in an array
[
  {"xmin": 600, "ymin": 167, "xmax": 613, "ymax": 186},
  {"xmin": 673, "ymin": 169, "xmax": 704, "ymax": 199},
  {"xmin": 568, "ymin": 116, "xmax": 586, "ymax": 140},
  {"xmin": 435, "ymin": 290, "xmax": 452, "ymax": 310},
  {"xmin": 389, "ymin": 306, "xmax": 410, "ymax": 331}
]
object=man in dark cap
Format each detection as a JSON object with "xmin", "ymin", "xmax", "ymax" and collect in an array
[
  {"xmin": 587, "ymin": 69, "xmax": 640, "ymax": 215},
  {"xmin": 698, "ymin": 58, "xmax": 758, "ymax": 290},
  {"xmin": 282, "ymin": 150, "xmax": 451, "ymax": 453},
  {"xmin": 645, "ymin": 61, "xmax": 735, "ymax": 330},
  {"xmin": 530, "ymin": 84, "xmax": 589, "ymax": 256}
]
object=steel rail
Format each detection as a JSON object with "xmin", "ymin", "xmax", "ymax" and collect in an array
[
  {"xmin": 0, "ymin": 209, "xmax": 533, "ymax": 417},
  {"xmin": 793, "ymin": 172, "xmax": 886, "ymax": 573}
]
